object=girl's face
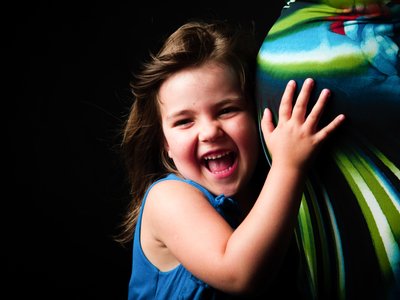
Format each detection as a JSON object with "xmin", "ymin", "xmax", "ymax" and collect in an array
[{"xmin": 159, "ymin": 62, "xmax": 259, "ymax": 197}]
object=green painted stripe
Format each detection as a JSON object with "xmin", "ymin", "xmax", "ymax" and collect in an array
[
  {"xmin": 257, "ymin": 53, "xmax": 368, "ymax": 77},
  {"xmin": 352, "ymin": 146, "xmax": 400, "ymax": 239},
  {"xmin": 334, "ymin": 150, "xmax": 400, "ymax": 284},
  {"xmin": 267, "ymin": 4, "xmax": 340, "ymax": 36},
  {"xmin": 322, "ymin": 183, "xmax": 346, "ymax": 300},
  {"xmin": 298, "ymin": 195, "xmax": 318, "ymax": 298},
  {"xmin": 305, "ymin": 179, "xmax": 333, "ymax": 294},
  {"xmin": 369, "ymin": 143, "xmax": 400, "ymax": 180}
]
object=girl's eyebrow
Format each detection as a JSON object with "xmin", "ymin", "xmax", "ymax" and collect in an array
[
  {"xmin": 215, "ymin": 97, "xmax": 246, "ymax": 109},
  {"xmin": 166, "ymin": 109, "xmax": 193, "ymax": 121},
  {"xmin": 218, "ymin": 97, "xmax": 243, "ymax": 105}
]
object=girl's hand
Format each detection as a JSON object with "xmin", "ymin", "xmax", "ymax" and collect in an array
[{"xmin": 261, "ymin": 78, "xmax": 345, "ymax": 171}]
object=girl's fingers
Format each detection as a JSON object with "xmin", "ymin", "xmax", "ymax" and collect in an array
[
  {"xmin": 276, "ymin": 78, "xmax": 345, "ymax": 141},
  {"xmin": 315, "ymin": 114, "xmax": 345, "ymax": 142},
  {"xmin": 278, "ymin": 80, "xmax": 296, "ymax": 122},
  {"xmin": 261, "ymin": 108, "xmax": 275, "ymax": 136},
  {"xmin": 291, "ymin": 78, "xmax": 314, "ymax": 122},
  {"xmin": 304, "ymin": 88, "xmax": 330, "ymax": 129}
]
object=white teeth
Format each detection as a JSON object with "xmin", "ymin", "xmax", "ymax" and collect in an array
[{"xmin": 204, "ymin": 152, "xmax": 230, "ymax": 160}]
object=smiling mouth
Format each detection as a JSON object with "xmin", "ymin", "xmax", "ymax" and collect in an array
[{"xmin": 203, "ymin": 151, "xmax": 236, "ymax": 174}]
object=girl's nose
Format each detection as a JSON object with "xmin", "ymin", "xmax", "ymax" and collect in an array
[{"xmin": 198, "ymin": 120, "xmax": 223, "ymax": 143}]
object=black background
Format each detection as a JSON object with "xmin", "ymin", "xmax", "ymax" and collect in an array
[{"xmin": 7, "ymin": 2, "xmax": 284, "ymax": 299}]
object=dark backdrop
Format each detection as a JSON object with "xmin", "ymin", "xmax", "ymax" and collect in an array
[{"xmin": 7, "ymin": 2, "xmax": 283, "ymax": 299}]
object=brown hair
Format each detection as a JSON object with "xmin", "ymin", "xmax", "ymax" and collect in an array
[{"xmin": 116, "ymin": 20, "xmax": 258, "ymax": 244}]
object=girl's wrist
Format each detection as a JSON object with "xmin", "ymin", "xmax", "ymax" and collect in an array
[{"xmin": 270, "ymin": 159, "xmax": 308, "ymax": 175}]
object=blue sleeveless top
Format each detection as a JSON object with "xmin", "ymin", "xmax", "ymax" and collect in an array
[{"xmin": 128, "ymin": 173, "xmax": 242, "ymax": 299}]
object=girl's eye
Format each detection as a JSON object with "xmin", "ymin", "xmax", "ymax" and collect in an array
[
  {"xmin": 220, "ymin": 107, "xmax": 239, "ymax": 116},
  {"xmin": 174, "ymin": 119, "xmax": 192, "ymax": 127}
]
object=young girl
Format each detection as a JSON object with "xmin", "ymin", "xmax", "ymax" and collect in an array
[{"xmin": 117, "ymin": 20, "xmax": 345, "ymax": 299}]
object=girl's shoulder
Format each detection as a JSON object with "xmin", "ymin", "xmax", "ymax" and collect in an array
[
  {"xmin": 144, "ymin": 174, "xmax": 218, "ymax": 226},
  {"xmin": 147, "ymin": 174, "xmax": 241, "ymax": 228},
  {"xmin": 148, "ymin": 173, "xmax": 213, "ymax": 201},
  {"xmin": 148, "ymin": 174, "xmax": 209, "ymax": 203}
]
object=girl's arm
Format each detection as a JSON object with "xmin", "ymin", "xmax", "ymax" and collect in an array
[{"xmin": 143, "ymin": 78, "xmax": 345, "ymax": 294}]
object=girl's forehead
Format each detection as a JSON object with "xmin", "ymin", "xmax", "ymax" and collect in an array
[{"xmin": 159, "ymin": 63, "xmax": 238, "ymax": 95}]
